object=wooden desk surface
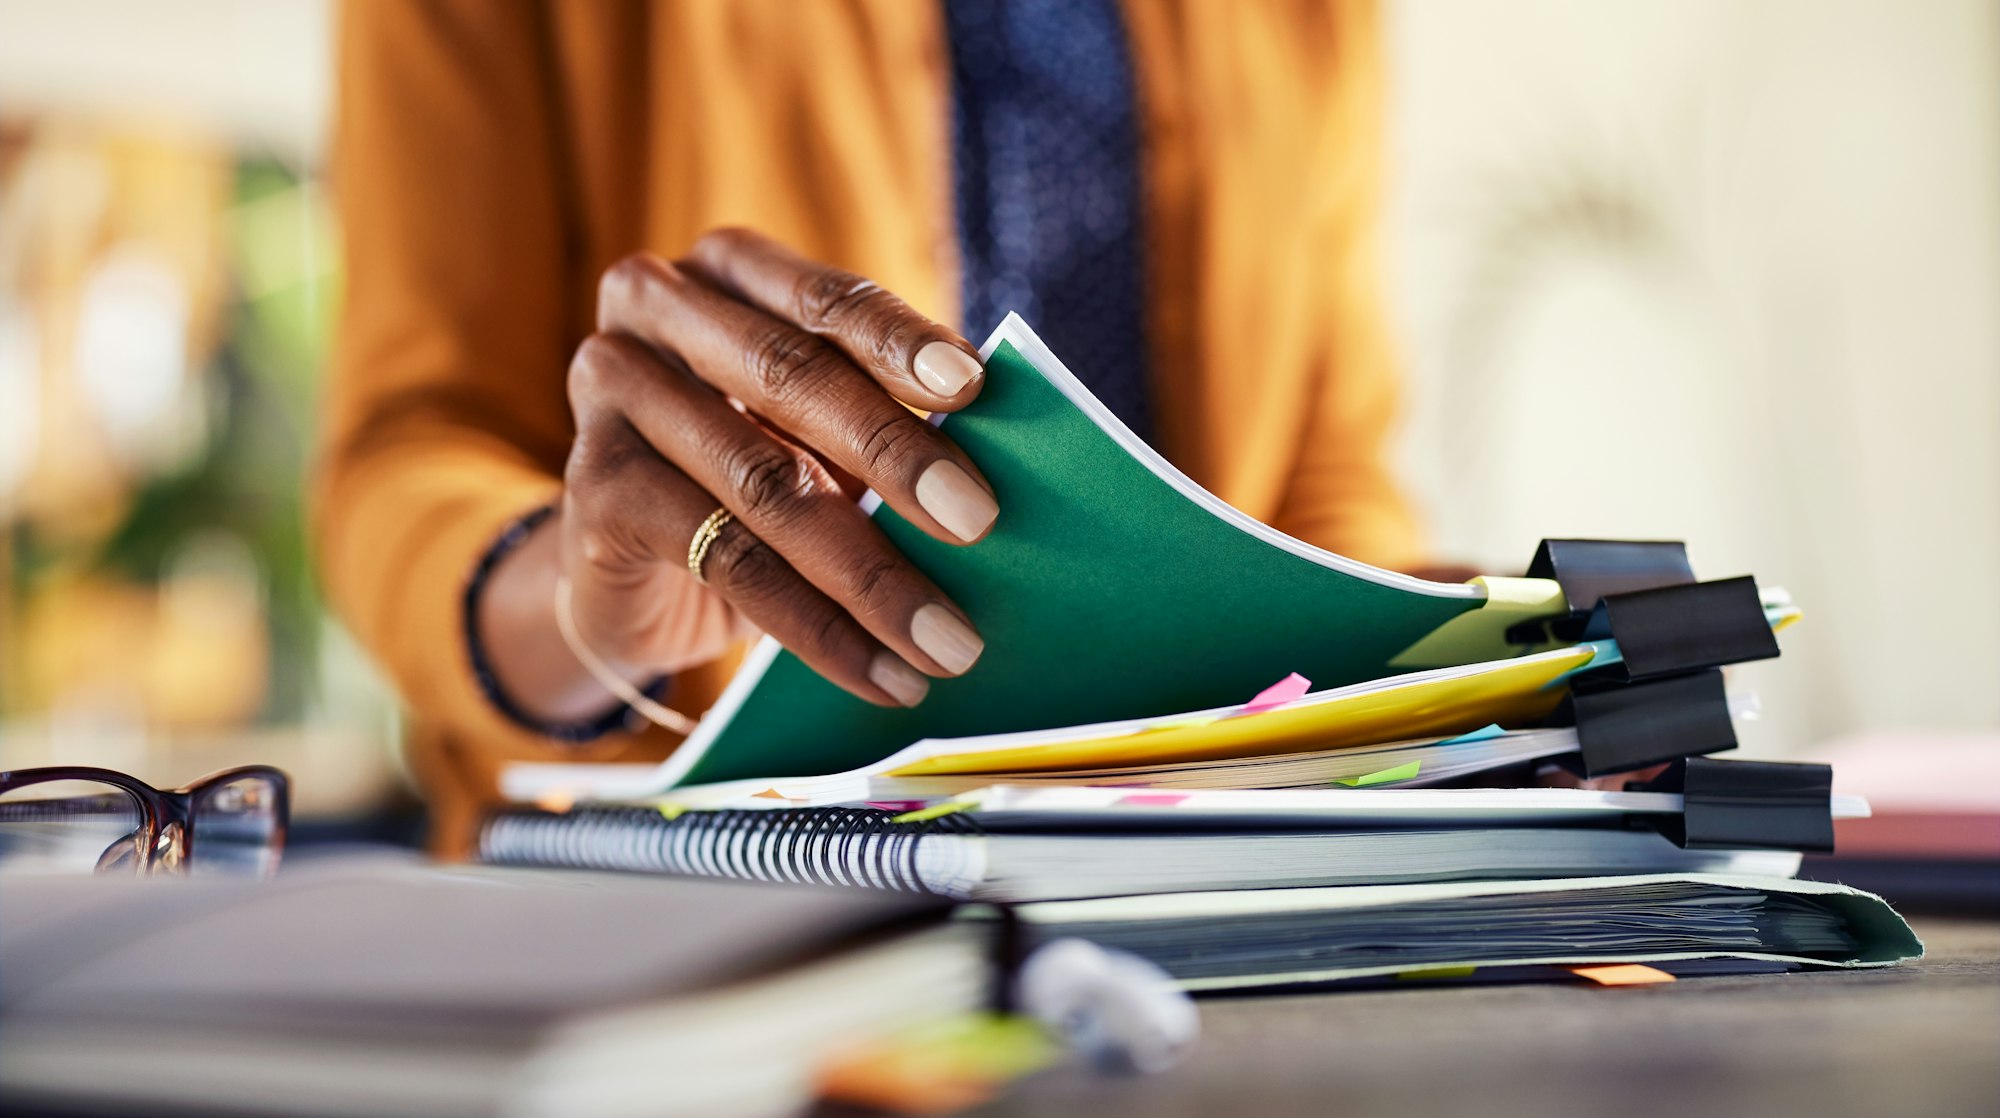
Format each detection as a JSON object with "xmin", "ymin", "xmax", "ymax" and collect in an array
[{"xmin": 977, "ymin": 918, "xmax": 2000, "ymax": 1118}]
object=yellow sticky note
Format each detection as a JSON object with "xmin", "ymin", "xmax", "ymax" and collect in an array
[
  {"xmin": 656, "ymin": 803, "xmax": 688, "ymax": 821},
  {"xmin": 1566, "ymin": 964, "xmax": 1677, "ymax": 987}
]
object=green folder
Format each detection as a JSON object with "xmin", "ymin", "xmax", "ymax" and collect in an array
[{"xmin": 639, "ymin": 315, "xmax": 1556, "ymax": 789}]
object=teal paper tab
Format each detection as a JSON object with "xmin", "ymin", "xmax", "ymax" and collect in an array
[{"xmin": 1436, "ymin": 723, "xmax": 1508, "ymax": 747}]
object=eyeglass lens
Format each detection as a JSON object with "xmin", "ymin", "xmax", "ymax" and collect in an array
[
  {"xmin": 0, "ymin": 779, "xmax": 148, "ymax": 875},
  {"xmin": 189, "ymin": 774, "xmax": 282, "ymax": 877}
]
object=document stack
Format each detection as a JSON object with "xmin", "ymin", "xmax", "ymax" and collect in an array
[{"xmin": 485, "ymin": 316, "xmax": 1920, "ymax": 990}]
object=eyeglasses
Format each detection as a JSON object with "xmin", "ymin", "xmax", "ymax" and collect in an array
[{"xmin": 0, "ymin": 765, "xmax": 289, "ymax": 878}]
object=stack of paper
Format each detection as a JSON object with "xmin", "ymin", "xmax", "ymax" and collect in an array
[
  {"xmin": 485, "ymin": 316, "xmax": 1919, "ymax": 991},
  {"xmin": 999, "ymin": 875, "xmax": 1920, "ymax": 990}
]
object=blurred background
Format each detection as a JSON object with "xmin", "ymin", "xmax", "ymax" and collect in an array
[{"xmin": 0, "ymin": 0, "xmax": 1994, "ymax": 840}]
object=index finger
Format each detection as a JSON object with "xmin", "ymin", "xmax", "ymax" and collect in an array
[{"xmin": 683, "ymin": 227, "xmax": 987, "ymax": 413}]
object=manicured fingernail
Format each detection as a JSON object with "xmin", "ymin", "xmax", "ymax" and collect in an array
[
  {"xmin": 911, "ymin": 603, "xmax": 984, "ymax": 675},
  {"xmin": 913, "ymin": 341, "xmax": 981, "ymax": 398},
  {"xmin": 869, "ymin": 652, "xmax": 930, "ymax": 707},
  {"xmin": 915, "ymin": 460, "xmax": 997, "ymax": 542}
]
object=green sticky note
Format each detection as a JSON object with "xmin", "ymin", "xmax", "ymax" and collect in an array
[
  {"xmin": 886, "ymin": 1014, "xmax": 1061, "ymax": 1081},
  {"xmin": 1387, "ymin": 575, "xmax": 1569, "ymax": 668},
  {"xmin": 1336, "ymin": 760, "xmax": 1423, "ymax": 787},
  {"xmin": 668, "ymin": 318, "xmax": 1487, "ymax": 787},
  {"xmin": 1397, "ymin": 965, "xmax": 1478, "ymax": 981}
]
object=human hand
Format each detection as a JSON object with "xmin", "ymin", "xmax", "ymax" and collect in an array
[{"xmin": 481, "ymin": 228, "xmax": 995, "ymax": 721}]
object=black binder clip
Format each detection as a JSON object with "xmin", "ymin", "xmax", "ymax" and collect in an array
[
  {"xmin": 1561, "ymin": 670, "xmax": 1738, "ymax": 776},
  {"xmin": 1568, "ymin": 577, "xmax": 1780, "ymax": 682},
  {"xmin": 1527, "ymin": 538, "xmax": 1695, "ymax": 613},
  {"xmin": 1515, "ymin": 540, "xmax": 1783, "ymax": 776},
  {"xmin": 1505, "ymin": 538, "xmax": 1698, "ymax": 648},
  {"xmin": 1638, "ymin": 756, "xmax": 1835, "ymax": 853}
]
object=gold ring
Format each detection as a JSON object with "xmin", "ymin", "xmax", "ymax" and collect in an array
[{"xmin": 687, "ymin": 508, "xmax": 735, "ymax": 584}]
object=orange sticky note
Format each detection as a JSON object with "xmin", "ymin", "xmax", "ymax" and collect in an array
[
  {"xmin": 1566, "ymin": 964, "xmax": 1677, "ymax": 987},
  {"xmin": 534, "ymin": 789, "xmax": 575, "ymax": 814}
]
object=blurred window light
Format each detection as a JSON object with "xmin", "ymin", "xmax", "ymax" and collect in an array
[
  {"xmin": 72, "ymin": 244, "xmax": 200, "ymax": 468},
  {"xmin": 151, "ymin": 529, "xmax": 269, "ymax": 727},
  {"xmin": 46, "ymin": 685, "xmax": 150, "ymax": 775},
  {"xmin": 5, "ymin": 134, "xmax": 115, "ymax": 268},
  {"xmin": 232, "ymin": 180, "xmax": 335, "ymax": 302},
  {"xmin": 0, "ymin": 0, "xmax": 333, "ymax": 167},
  {"xmin": 0, "ymin": 297, "xmax": 40, "ymax": 515},
  {"xmin": 161, "ymin": 528, "xmax": 264, "ymax": 634}
]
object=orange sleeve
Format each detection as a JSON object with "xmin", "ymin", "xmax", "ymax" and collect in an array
[
  {"xmin": 315, "ymin": 0, "xmax": 598, "ymax": 766},
  {"xmin": 1268, "ymin": 0, "xmax": 1427, "ymax": 571}
]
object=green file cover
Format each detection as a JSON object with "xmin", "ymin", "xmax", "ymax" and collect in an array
[{"xmin": 651, "ymin": 316, "xmax": 1528, "ymax": 788}]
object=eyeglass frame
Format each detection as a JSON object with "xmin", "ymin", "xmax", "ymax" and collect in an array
[{"xmin": 0, "ymin": 764, "xmax": 291, "ymax": 875}]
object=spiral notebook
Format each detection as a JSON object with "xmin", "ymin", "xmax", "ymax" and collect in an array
[{"xmin": 479, "ymin": 802, "xmax": 1821, "ymax": 903}]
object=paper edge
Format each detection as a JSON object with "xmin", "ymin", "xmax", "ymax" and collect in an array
[
  {"xmin": 1009, "ymin": 870, "xmax": 1889, "ymax": 923},
  {"xmin": 958, "ymin": 785, "xmax": 1869, "ymax": 820},
  {"xmin": 1172, "ymin": 948, "xmax": 1910, "ymax": 991}
]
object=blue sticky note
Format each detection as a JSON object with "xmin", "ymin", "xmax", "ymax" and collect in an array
[
  {"xmin": 1542, "ymin": 639, "xmax": 1624, "ymax": 690},
  {"xmin": 1577, "ymin": 639, "xmax": 1623, "ymax": 670},
  {"xmin": 1436, "ymin": 723, "xmax": 1508, "ymax": 747}
]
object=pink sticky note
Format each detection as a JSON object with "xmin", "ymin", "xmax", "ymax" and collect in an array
[
  {"xmin": 865, "ymin": 800, "xmax": 928, "ymax": 813},
  {"xmin": 1119, "ymin": 793, "xmax": 1191, "ymax": 807},
  {"xmin": 1241, "ymin": 672, "xmax": 1312, "ymax": 714}
]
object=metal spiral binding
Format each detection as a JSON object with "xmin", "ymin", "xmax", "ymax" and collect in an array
[{"xmin": 479, "ymin": 806, "xmax": 983, "ymax": 895}]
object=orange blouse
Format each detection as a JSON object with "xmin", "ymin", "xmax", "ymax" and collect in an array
[{"xmin": 319, "ymin": 0, "xmax": 1422, "ymax": 854}]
